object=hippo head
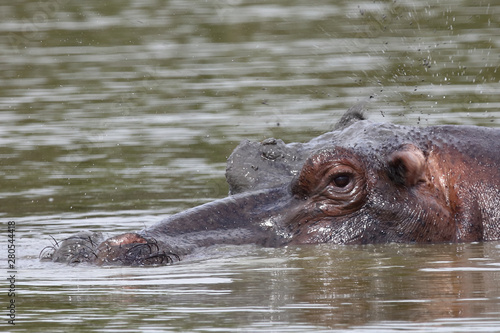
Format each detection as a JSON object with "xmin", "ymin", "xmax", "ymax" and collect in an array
[{"xmin": 46, "ymin": 107, "xmax": 500, "ymax": 265}]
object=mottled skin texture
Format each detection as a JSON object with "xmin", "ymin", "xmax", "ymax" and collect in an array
[{"xmin": 43, "ymin": 108, "xmax": 500, "ymax": 266}]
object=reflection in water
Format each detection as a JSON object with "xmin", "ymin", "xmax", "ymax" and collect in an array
[
  {"xmin": 2, "ymin": 0, "xmax": 500, "ymax": 332},
  {"xmin": 20, "ymin": 242, "xmax": 500, "ymax": 331},
  {"xmin": 288, "ymin": 243, "xmax": 500, "ymax": 327}
]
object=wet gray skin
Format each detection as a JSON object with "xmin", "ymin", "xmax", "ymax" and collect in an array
[{"xmin": 43, "ymin": 107, "xmax": 500, "ymax": 266}]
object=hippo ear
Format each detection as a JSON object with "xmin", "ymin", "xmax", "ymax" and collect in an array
[
  {"xmin": 387, "ymin": 144, "xmax": 426, "ymax": 187},
  {"xmin": 333, "ymin": 103, "xmax": 366, "ymax": 130}
]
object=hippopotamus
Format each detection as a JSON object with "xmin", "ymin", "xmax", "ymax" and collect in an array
[{"xmin": 42, "ymin": 107, "xmax": 500, "ymax": 266}]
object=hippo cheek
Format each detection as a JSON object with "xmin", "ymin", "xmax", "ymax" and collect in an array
[{"xmin": 286, "ymin": 209, "xmax": 370, "ymax": 244}]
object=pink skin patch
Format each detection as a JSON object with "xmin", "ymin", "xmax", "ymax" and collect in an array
[{"xmin": 104, "ymin": 233, "xmax": 148, "ymax": 246}]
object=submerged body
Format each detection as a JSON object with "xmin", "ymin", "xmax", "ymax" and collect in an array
[{"xmin": 44, "ymin": 109, "xmax": 500, "ymax": 265}]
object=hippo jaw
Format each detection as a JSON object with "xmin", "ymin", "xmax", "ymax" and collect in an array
[{"xmin": 45, "ymin": 186, "xmax": 299, "ymax": 265}]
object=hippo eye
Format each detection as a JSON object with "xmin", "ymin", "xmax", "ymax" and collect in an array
[{"xmin": 332, "ymin": 174, "xmax": 351, "ymax": 188}]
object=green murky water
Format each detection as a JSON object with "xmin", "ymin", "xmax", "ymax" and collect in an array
[{"xmin": 1, "ymin": 0, "xmax": 500, "ymax": 332}]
